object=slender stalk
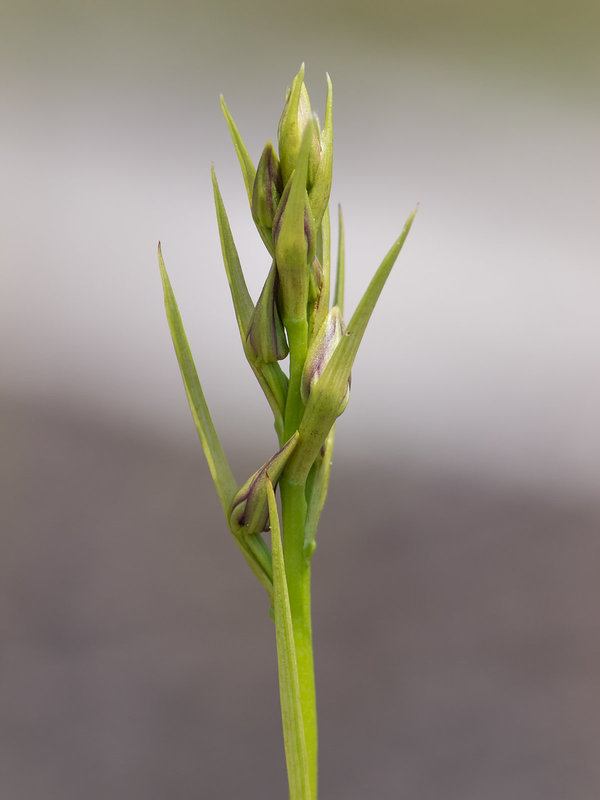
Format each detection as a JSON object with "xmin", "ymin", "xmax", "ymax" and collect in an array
[
  {"xmin": 161, "ymin": 65, "xmax": 414, "ymax": 800},
  {"xmin": 280, "ymin": 475, "xmax": 317, "ymax": 800},
  {"xmin": 280, "ymin": 315, "xmax": 317, "ymax": 798},
  {"xmin": 267, "ymin": 477, "xmax": 311, "ymax": 800}
]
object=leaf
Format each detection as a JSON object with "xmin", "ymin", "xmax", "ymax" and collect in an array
[
  {"xmin": 159, "ymin": 244, "xmax": 273, "ymax": 597},
  {"xmin": 212, "ymin": 168, "xmax": 254, "ymax": 339},
  {"xmin": 219, "ymin": 95, "xmax": 256, "ymax": 206},
  {"xmin": 266, "ymin": 476, "xmax": 311, "ymax": 800},
  {"xmin": 212, "ymin": 170, "xmax": 288, "ymax": 434},
  {"xmin": 334, "ymin": 204, "xmax": 345, "ymax": 313},
  {"xmin": 286, "ymin": 207, "xmax": 417, "ymax": 484},
  {"xmin": 303, "ymin": 424, "xmax": 335, "ymax": 560},
  {"xmin": 159, "ymin": 243, "xmax": 237, "ymax": 513}
]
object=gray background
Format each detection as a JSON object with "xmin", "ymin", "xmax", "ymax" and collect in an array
[{"xmin": 2, "ymin": 1, "xmax": 599, "ymax": 797}]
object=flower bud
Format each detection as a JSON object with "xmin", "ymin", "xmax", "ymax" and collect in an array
[
  {"xmin": 252, "ymin": 142, "xmax": 283, "ymax": 231},
  {"xmin": 246, "ymin": 262, "xmax": 289, "ymax": 362},
  {"xmin": 272, "ymin": 125, "xmax": 316, "ymax": 322},
  {"xmin": 301, "ymin": 306, "xmax": 350, "ymax": 414},
  {"xmin": 271, "ymin": 179, "xmax": 316, "ymax": 260},
  {"xmin": 278, "ymin": 65, "xmax": 322, "ymax": 188},
  {"xmin": 229, "ymin": 432, "xmax": 299, "ymax": 534}
]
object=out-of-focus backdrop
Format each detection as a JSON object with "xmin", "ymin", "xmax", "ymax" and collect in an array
[{"xmin": 2, "ymin": 1, "xmax": 599, "ymax": 798}]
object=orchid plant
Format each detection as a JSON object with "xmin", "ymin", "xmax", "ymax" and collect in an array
[{"xmin": 159, "ymin": 64, "xmax": 415, "ymax": 800}]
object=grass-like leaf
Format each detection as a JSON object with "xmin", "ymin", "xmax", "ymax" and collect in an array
[
  {"xmin": 287, "ymin": 207, "xmax": 417, "ymax": 484},
  {"xmin": 219, "ymin": 95, "xmax": 256, "ymax": 206},
  {"xmin": 159, "ymin": 244, "xmax": 273, "ymax": 596},
  {"xmin": 159, "ymin": 243, "xmax": 237, "ymax": 512},
  {"xmin": 212, "ymin": 168, "xmax": 254, "ymax": 337},
  {"xmin": 266, "ymin": 476, "xmax": 311, "ymax": 800},
  {"xmin": 334, "ymin": 204, "xmax": 345, "ymax": 313},
  {"xmin": 303, "ymin": 425, "xmax": 335, "ymax": 560},
  {"xmin": 212, "ymin": 170, "xmax": 288, "ymax": 434}
]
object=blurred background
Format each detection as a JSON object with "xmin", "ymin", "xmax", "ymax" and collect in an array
[{"xmin": 1, "ymin": 1, "xmax": 599, "ymax": 798}]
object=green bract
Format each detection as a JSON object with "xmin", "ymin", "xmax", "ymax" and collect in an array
[{"xmin": 160, "ymin": 65, "xmax": 415, "ymax": 800}]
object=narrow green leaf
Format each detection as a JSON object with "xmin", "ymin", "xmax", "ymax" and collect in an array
[
  {"xmin": 308, "ymin": 72, "xmax": 333, "ymax": 228},
  {"xmin": 311, "ymin": 205, "xmax": 331, "ymax": 340},
  {"xmin": 212, "ymin": 168, "xmax": 254, "ymax": 338},
  {"xmin": 212, "ymin": 170, "xmax": 288, "ymax": 435},
  {"xmin": 160, "ymin": 244, "xmax": 273, "ymax": 598},
  {"xmin": 158, "ymin": 243, "xmax": 237, "ymax": 513},
  {"xmin": 334, "ymin": 204, "xmax": 345, "ymax": 313},
  {"xmin": 235, "ymin": 533, "xmax": 274, "ymax": 600},
  {"xmin": 287, "ymin": 207, "xmax": 417, "ymax": 484},
  {"xmin": 219, "ymin": 95, "xmax": 256, "ymax": 206},
  {"xmin": 266, "ymin": 476, "xmax": 311, "ymax": 800},
  {"xmin": 304, "ymin": 424, "xmax": 335, "ymax": 560}
]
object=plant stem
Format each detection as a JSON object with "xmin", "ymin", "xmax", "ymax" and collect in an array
[
  {"xmin": 279, "ymin": 315, "xmax": 317, "ymax": 799},
  {"xmin": 280, "ymin": 476, "xmax": 317, "ymax": 800}
]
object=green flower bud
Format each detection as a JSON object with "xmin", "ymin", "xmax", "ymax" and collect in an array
[
  {"xmin": 246, "ymin": 261, "xmax": 289, "ymax": 362},
  {"xmin": 271, "ymin": 179, "xmax": 315, "ymax": 260},
  {"xmin": 301, "ymin": 306, "xmax": 350, "ymax": 414},
  {"xmin": 252, "ymin": 142, "xmax": 283, "ymax": 231},
  {"xmin": 272, "ymin": 125, "xmax": 316, "ymax": 323},
  {"xmin": 229, "ymin": 432, "xmax": 299, "ymax": 534},
  {"xmin": 278, "ymin": 64, "xmax": 322, "ymax": 188}
]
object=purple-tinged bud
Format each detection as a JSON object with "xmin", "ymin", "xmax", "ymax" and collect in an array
[
  {"xmin": 301, "ymin": 306, "xmax": 350, "ymax": 414},
  {"xmin": 246, "ymin": 262, "xmax": 289, "ymax": 363},
  {"xmin": 252, "ymin": 142, "xmax": 283, "ymax": 231},
  {"xmin": 278, "ymin": 65, "xmax": 322, "ymax": 188},
  {"xmin": 229, "ymin": 432, "xmax": 299, "ymax": 534}
]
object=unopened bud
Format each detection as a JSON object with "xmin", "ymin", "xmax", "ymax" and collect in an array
[
  {"xmin": 229, "ymin": 432, "xmax": 299, "ymax": 534},
  {"xmin": 246, "ymin": 262, "xmax": 288, "ymax": 362},
  {"xmin": 301, "ymin": 306, "xmax": 350, "ymax": 414},
  {"xmin": 252, "ymin": 142, "xmax": 283, "ymax": 231},
  {"xmin": 272, "ymin": 179, "xmax": 315, "ymax": 260},
  {"xmin": 278, "ymin": 65, "xmax": 322, "ymax": 188},
  {"xmin": 272, "ymin": 126, "xmax": 316, "ymax": 322}
]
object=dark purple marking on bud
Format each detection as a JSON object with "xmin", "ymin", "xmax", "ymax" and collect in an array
[
  {"xmin": 229, "ymin": 432, "xmax": 299, "ymax": 534},
  {"xmin": 304, "ymin": 315, "xmax": 342, "ymax": 390},
  {"xmin": 301, "ymin": 306, "xmax": 350, "ymax": 413},
  {"xmin": 252, "ymin": 142, "xmax": 283, "ymax": 230}
]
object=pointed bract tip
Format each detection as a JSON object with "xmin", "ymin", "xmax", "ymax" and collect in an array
[{"xmin": 406, "ymin": 204, "xmax": 418, "ymax": 228}]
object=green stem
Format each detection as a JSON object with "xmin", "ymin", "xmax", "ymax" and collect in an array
[
  {"xmin": 280, "ymin": 476, "xmax": 317, "ymax": 800},
  {"xmin": 283, "ymin": 318, "xmax": 308, "ymax": 441},
  {"xmin": 279, "ymin": 315, "xmax": 317, "ymax": 799}
]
